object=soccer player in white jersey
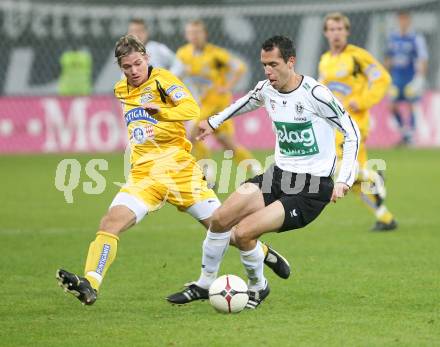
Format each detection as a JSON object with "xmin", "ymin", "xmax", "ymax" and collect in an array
[
  {"xmin": 128, "ymin": 18, "xmax": 184, "ymax": 76},
  {"xmin": 167, "ymin": 36, "xmax": 360, "ymax": 309}
]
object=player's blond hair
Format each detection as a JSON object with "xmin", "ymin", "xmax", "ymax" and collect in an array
[
  {"xmin": 323, "ymin": 12, "xmax": 351, "ymax": 32},
  {"xmin": 186, "ymin": 19, "xmax": 208, "ymax": 33},
  {"xmin": 114, "ymin": 34, "xmax": 147, "ymax": 66}
]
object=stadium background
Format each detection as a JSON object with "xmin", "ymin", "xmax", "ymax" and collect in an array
[{"xmin": 0, "ymin": 0, "xmax": 440, "ymax": 153}]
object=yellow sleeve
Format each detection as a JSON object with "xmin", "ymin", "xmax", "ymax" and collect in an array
[
  {"xmin": 157, "ymin": 72, "xmax": 200, "ymax": 122},
  {"xmin": 352, "ymin": 48, "xmax": 391, "ymax": 110}
]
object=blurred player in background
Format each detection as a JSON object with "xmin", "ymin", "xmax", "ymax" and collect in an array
[
  {"xmin": 177, "ymin": 20, "xmax": 261, "ymax": 186},
  {"xmin": 128, "ymin": 17, "xmax": 184, "ymax": 76},
  {"xmin": 168, "ymin": 35, "xmax": 359, "ymax": 309},
  {"xmin": 56, "ymin": 35, "xmax": 289, "ymax": 305},
  {"xmin": 319, "ymin": 12, "xmax": 397, "ymax": 231},
  {"xmin": 385, "ymin": 10, "xmax": 428, "ymax": 146}
]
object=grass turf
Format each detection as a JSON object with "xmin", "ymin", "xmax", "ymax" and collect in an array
[{"xmin": 0, "ymin": 149, "xmax": 439, "ymax": 346}]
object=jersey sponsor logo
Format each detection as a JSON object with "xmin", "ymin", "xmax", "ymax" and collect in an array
[
  {"xmin": 274, "ymin": 120, "xmax": 319, "ymax": 156},
  {"xmin": 96, "ymin": 244, "xmax": 111, "ymax": 275},
  {"xmin": 327, "ymin": 82, "xmax": 352, "ymax": 96},
  {"xmin": 140, "ymin": 93, "xmax": 153, "ymax": 104},
  {"xmin": 328, "ymin": 98, "xmax": 345, "ymax": 118},
  {"xmin": 166, "ymin": 84, "xmax": 183, "ymax": 94},
  {"xmin": 124, "ymin": 107, "xmax": 158, "ymax": 125},
  {"xmin": 171, "ymin": 91, "xmax": 187, "ymax": 102},
  {"xmin": 365, "ymin": 64, "xmax": 381, "ymax": 81}
]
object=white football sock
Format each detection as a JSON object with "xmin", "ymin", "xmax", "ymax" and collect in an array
[
  {"xmin": 240, "ymin": 240, "xmax": 266, "ymax": 291},
  {"xmin": 196, "ymin": 229, "xmax": 231, "ymax": 289}
]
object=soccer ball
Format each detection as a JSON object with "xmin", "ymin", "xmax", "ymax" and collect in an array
[{"xmin": 209, "ymin": 274, "xmax": 249, "ymax": 313}]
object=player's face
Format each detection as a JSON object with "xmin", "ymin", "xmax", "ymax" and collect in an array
[
  {"xmin": 324, "ymin": 19, "xmax": 349, "ymax": 49},
  {"xmin": 398, "ymin": 14, "xmax": 411, "ymax": 33},
  {"xmin": 185, "ymin": 24, "xmax": 207, "ymax": 49},
  {"xmin": 261, "ymin": 47, "xmax": 295, "ymax": 91},
  {"xmin": 120, "ymin": 52, "xmax": 149, "ymax": 87},
  {"xmin": 128, "ymin": 23, "xmax": 148, "ymax": 44}
]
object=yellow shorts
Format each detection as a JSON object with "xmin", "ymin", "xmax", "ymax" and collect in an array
[
  {"xmin": 336, "ymin": 114, "xmax": 369, "ymax": 168},
  {"xmin": 120, "ymin": 150, "xmax": 217, "ymax": 213},
  {"xmin": 200, "ymin": 98, "xmax": 234, "ymax": 136}
]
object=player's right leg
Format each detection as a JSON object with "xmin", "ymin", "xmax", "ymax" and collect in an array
[
  {"xmin": 167, "ymin": 166, "xmax": 292, "ymax": 305},
  {"xmin": 166, "ymin": 182, "xmax": 267, "ymax": 304},
  {"xmin": 57, "ymin": 192, "xmax": 149, "ymax": 305}
]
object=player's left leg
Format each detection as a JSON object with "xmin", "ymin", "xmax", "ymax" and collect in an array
[
  {"xmin": 405, "ymin": 101, "xmax": 417, "ymax": 145},
  {"xmin": 231, "ymin": 183, "xmax": 333, "ymax": 309},
  {"xmin": 336, "ymin": 130, "xmax": 397, "ymax": 231},
  {"xmin": 356, "ymin": 140, "xmax": 397, "ymax": 231},
  {"xmin": 57, "ymin": 202, "xmax": 141, "ymax": 305}
]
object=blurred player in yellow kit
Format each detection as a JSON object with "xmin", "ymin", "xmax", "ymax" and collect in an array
[
  {"xmin": 55, "ymin": 35, "xmax": 290, "ymax": 305},
  {"xmin": 177, "ymin": 20, "xmax": 261, "ymax": 185},
  {"xmin": 319, "ymin": 12, "xmax": 397, "ymax": 231}
]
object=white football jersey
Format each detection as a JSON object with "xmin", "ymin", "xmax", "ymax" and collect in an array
[
  {"xmin": 145, "ymin": 41, "xmax": 184, "ymax": 77},
  {"xmin": 208, "ymin": 75, "xmax": 360, "ymax": 186}
]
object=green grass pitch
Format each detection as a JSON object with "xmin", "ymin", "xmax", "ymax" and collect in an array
[{"xmin": 0, "ymin": 149, "xmax": 439, "ymax": 346}]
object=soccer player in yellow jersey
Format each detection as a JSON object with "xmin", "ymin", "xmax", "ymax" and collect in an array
[
  {"xmin": 319, "ymin": 12, "xmax": 397, "ymax": 231},
  {"xmin": 56, "ymin": 35, "xmax": 290, "ymax": 305},
  {"xmin": 177, "ymin": 20, "xmax": 260, "ymax": 185}
]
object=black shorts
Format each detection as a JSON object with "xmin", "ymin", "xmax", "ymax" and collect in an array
[{"xmin": 245, "ymin": 165, "xmax": 333, "ymax": 232}]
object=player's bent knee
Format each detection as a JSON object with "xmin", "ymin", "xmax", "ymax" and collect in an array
[
  {"xmin": 210, "ymin": 208, "xmax": 233, "ymax": 232},
  {"xmin": 232, "ymin": 225, "xmax": 252, "ymax": 249},
  {"xmin": 99, "ymin": 205, "xmax": 137, "ymax": 235}
]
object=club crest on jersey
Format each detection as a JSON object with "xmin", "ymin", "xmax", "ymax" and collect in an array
[
  {"xmin": 124, "ymin": 107, "xmax": 158, "ymax": 125},
  {"xmin": 131, "ymin": 125, "xmax": 154, "ymax": 144},
  {"xmin": 282, "ymin": 100, "xmax": 287, "ymax": 107},
  {"xmin": 295, "ymin": 102, "xmax": 304, "ymax": 115},
  {"xmin": 270, "ymin": 99, "xmax": 276, "ymax": 111}
]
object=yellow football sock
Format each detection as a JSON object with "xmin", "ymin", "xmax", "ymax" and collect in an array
[
  {"xmin": 352, "ymin": 182, "xmax": 394, "ymax": 224},
  {"xmin": 84, "ymin": 231, "xmax": 119, "ymax": 291},
  {"xmin": 261, "ymin": 243, "xmax": 268, "ymax": 257},
  {"xmin": 193, "ymin": 141, "xmax": 211, "ymax": 161}
]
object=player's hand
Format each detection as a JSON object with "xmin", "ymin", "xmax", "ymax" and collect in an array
[
  {"xmin": 196, "ymin": 120, "xmax": 214, "ymax": 141},
  {"xmin": 348, "ymin": 100, "xmax": 361, "ymax": 113},
  {"xmin": 216, "ymin": 86, "xmax": 230, "ymax": 94},
  {"xmin": 143, "ymin": 103, "xmax": 161, "ymax": 115},
  {"xmin": 331, "ymin": 182, "xmax": 350, "ymax": 203}
]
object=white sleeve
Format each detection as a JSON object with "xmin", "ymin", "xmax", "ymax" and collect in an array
[
  {"xmin": 311, "ymin": 85, "xmax": 360, "ymax": 187},
  {"xmin": 207, "ymin": 80, "xmax": 268, "ymax": 129},
  {"xmin": 415, "ymin": 34, "xmax": 428, "ymax": 62},
  {"xmin": 169, "ymin": 57, "xmax": 185, "ymax": 78},
  {"xmin": 156, "ymin": 43, "xmax": 185, "ymax": 77}
]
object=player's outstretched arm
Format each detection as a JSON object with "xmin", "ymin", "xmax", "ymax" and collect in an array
[{"xmin": 207, "ymin": 80, "xmax": 268, "ymax": 131}]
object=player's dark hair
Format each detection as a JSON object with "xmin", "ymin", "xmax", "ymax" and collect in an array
[
  {"xmin": 261, "ymin": 36, "xmax": 296, "ymax": 62},
  {"xmin": 114, "ymin": 34, "xmax": 147, "ymax": 66}
]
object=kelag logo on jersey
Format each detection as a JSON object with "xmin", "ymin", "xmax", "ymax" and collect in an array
[
  {"xmin": 274, "ymin": 121, "xmax": 319, "ymax": 156},
  {"xmin": 124, "ymin": 107, "xmax": 158, "ymax": 126}
]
